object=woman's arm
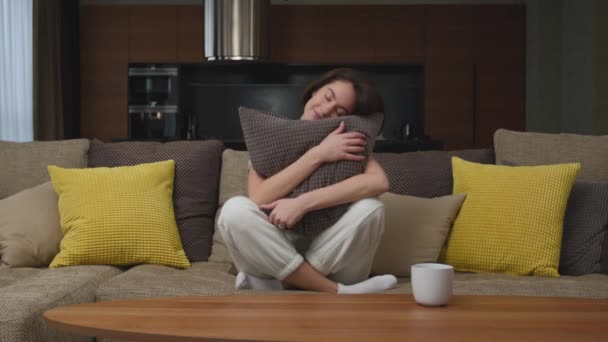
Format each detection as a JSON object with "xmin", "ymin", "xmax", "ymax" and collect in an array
[
  {"xmin": 248, "ymin": 149, "xmax": 323, "ymax": 206},
  {"xmin": 262, "ymin": 157, "xmax": 389, "ymax": 229},
  {"xmin": 298, "ymin": 157, "xmax": 389, "ymax": 212},
  {"xmin": 248, "ymin": 122, "xmax": 367, "ymax": 206}
]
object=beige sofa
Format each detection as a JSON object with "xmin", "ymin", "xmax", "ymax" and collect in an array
[{"xmin": 1, "ymin": 130, "xmax": 607, "ymax": 342}]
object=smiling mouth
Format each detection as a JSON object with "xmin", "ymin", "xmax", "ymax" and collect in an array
[{"xmin": 313, "ymin": 109, "xmax": 321, "ymax": 120}]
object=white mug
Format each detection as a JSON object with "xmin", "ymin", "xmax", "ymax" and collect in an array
[{"xmin": 411, "ymin": 263, "xmax": 454, "ymax": 306}]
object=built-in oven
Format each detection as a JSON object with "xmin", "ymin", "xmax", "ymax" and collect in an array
[
  {"xmin": 128, "ymin": 64, "xmax": 178, "ymax": 106},
  {"xmin": 128, "ymin": 105, "xmax": 183, "ymax": 140},
  {"xmin": 128, "ymin": 64, "xmax": 184, "ymax": 139}
]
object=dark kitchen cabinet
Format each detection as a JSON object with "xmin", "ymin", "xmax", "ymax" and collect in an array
[
  {"xmin": 425, "ymin": 4, "xmax": 525, "ymax": 149},
  {"xmin": 128, "ymin": 5, "xmax": 204, "ymax": 63},
  {"xmin": 79, "ymin": 4, "xmax": 525, "ymax": 147},
  {"xmin": 473, "ymin": 5, "xmax": 526, "ymax": 148},
  {"xmin": 177, "ymin": 6, "xmax": 204, "ymax": 62},
  {"xmin": 369, "ymin": 6, "xmax": 426, "ymax": 63},
  {"xmin": 269, "ymin": 6, "xmax": 331, "ymax": 63},
  {"xmin": 246, "ymin": 4, "xmax": 524, "ymax": 150},
  {"xmin": 269, "ymin": 5, "xmax": 425, "ymax": 64},
  {"xmin": 128, "ymin": 6, "xmax": 178, "ymax": 62},
  {"xmin": 80, "ymin": 6, "xmax": 129, "ymax": 142},
  {"xmin": 425, "ymin": 6, "xmax": 475, "ymax": 150},
  {"xmin": 80, "ymin": 5, "xmax": 204, "ymax": 141}
]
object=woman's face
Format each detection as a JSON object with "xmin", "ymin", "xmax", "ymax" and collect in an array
[{"xmin": 301, "ymin": 80, "xmax": 356, "ymax": 121}]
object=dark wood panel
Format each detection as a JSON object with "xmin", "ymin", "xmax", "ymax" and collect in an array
[
  {"xmin": 425, "ymin": 5, "xmax": 474, "ymax": 150},
  {"xmin": 270, "ymin": 6, "xmax": 329, "ymax": 62},
  {"xmin": 128, "ymin": 5, "xmax": 177, "ymax": 62},
  {"xmin": 425, "ymin": 65, "xmax": 474, "ymax": 150},
  {"xmin": 177, "ymin": 5, "xmax": 204, "ymax": 62},
  {"xmin": 81, "ymin": 94, "xmax": 128, "ymax": 142},
  {"xmin": 473, "ymin": 5, "xmax": 526, "ymax": 62},
  {"xmin": 270, "ymin": 5, "xmax": 426, "ymax": 63},
  {"xmin": 474, "ymin": 61, "xmax": 526, "ymax": 148},
  {"xmin": 371, "ymin": 6, "xmax": 426, "ymax": 63},
  {"xmin": 323, "ymin": 6, "xmax": 376, "ymax": 63},
  {"xmin": 80, "ymin": 6, "xmax": 128, "ymax": 142},
  {"xmin": 473, "ymin": 5, "xmax": 526, "ymax": 148}
]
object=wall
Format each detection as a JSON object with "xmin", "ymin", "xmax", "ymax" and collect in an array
[
  {"xmin": 524, "ymin": 0, "xmax": 561, "ymax": 133},
  {"xmin": 593, "ymin": 0, "xmax": 608, "ymax": 134},
  {"xmin": 561, "ymin": 0, "xmax": 594, "ymax": 134},
  {"xmin": 526, "ymin": 0, "xmax": 608, "ymax": 135}
]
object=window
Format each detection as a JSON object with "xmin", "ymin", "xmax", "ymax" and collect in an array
[{"xmin": 0, "ymin": 0, "xmax": 33, "ymax": 142}]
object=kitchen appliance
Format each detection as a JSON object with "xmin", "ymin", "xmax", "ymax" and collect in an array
[{"xmin": 127, "ymin": 64, "xmax": 184, "ymax": 140}]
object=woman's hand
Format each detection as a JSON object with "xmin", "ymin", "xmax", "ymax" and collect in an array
[
  {"xmin": 260, "ymin": 197, "xmax": 308, "ymax": 230},
  {"xmin": 312, "ymin": 122, "xmax": 367, "ymax": 163}
]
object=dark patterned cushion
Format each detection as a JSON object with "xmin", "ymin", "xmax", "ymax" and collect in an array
[
  {"xmin": 560, "ymin": 181, "xmax": 608, "ymax": 275},
  {"xmin": 602, "ymin": 229, "xmax": 608, "ymax": 274},
  {"xmin": 239, "ymin": 106, "xmax": 383, "ymax": 237},
  {"xmin": 373, "ymin": 149, "xmax": 495, "ymax": 197},
  {"xmin": 88, "ymin": 140, "xmax": 224, "ymax": 262}
]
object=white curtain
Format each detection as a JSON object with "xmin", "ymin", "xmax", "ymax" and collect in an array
[{"xmin": 0, "ymin": 0, "xmax": 33, "ymax": 142}]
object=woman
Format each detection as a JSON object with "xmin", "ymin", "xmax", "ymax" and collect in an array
[{"xmin": 218, "ymin": 68, "xmax": 396, "ymax": 294}]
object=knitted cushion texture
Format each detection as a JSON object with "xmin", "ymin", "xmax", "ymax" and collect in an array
[
  {"xmin": 87, "ymin": 140, "xmax": 224, "ymax": 262},
  {"xmin": 501, "ymin": 161, "xmax": 608, "ymax": 275},
  {"xmin": 440, "ymin": 157, "xmax": 580, "ymax": 277},
  {"xmin": 239, "ymin": 106, "xmax": 383, "ymax": 237},
  {"xmin": 48, "ymin": 160, "xmax": 190, "ymax": 269},
  {"xmin": 373, "ymin": 148, "xmax": 495, "ymax": 197}
]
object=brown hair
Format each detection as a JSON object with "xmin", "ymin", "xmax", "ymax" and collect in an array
[{"xmin": 301, "ymin": 68, "xmax": 384, "ymax": 116}]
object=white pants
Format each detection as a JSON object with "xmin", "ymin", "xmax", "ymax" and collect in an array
[{"xmin": 217, "ymin": 196, "xmax": 385, "ymax": 285}]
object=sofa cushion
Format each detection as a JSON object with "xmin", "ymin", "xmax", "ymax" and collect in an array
[
  {"xmin": 386, "ymin": 273, "xmax": 608, "ymax": 299},
  {"xmin": 95, "ymin": 262, "xmax": 234, "ymax": 302},
  {"xmin": 0, "ymin": 265, "xmax": 122, "ymax": 342},
  {"xmin": 494, "ymin": 128, "xmax": 608, "ymax": 181},
  {"xmin": 0, "ymin": 182, "xmax": 62, "ymax": 268},
  {"xmin": 441, "ymin": 158, "xmax": 580, "ymax": 277},
  {"xmin": 603, "ymin": 233, "xmax": 608, "ymax": 274},
  {"xmin": 558, "ymin": 181, "xmax": 608, "ymax": 275},
  {"xmin": 218, "ymin": 149, "xmax": 249, "ymax": 206},
  {"xmin": 374, "ymin": 148, "xmax": 495, "ymax": 197},
  {"xmin": 209, "ymin": 149, "xmax": 249, "ymax": 269},
  {"xmin": 0, "ymin": 139, "xmax": 89, "ymax": 199},
  {"xmin": 48, "ymin": 161, "xmax": 190, "ymax": 269},
  {"xmin": 502, "ymin": 160, "xmax": 608, "ymax": 276},
  {"xmin": 88, "ymin": 140, "xmax": 224, "ymax": 262},
  {"xmin": 209, "ymin": 149, "xmax": 492, "ymax": 270},
  {"xmin": 371, "ymin": 193, "xmax": 466, "ymax": 277},
  {"xmin": 239, "ymin": 106, "xmax": 383, "ymax": 237}
]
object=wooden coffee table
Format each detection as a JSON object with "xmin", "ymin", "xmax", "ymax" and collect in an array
[{"xmin": 44, "ymin": 294, "xmax": 608, "ymax": 341}]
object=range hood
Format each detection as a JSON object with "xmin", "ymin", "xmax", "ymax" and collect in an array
[{"xmin": 204, "ymin": 0, "xmax": 270, "ymax": 61}]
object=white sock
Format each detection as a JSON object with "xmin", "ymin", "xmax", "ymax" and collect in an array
[
  {"xmin": 337, "ymin": 275, "xmax": 398, "ymax": 294},
  {"xmin": 235, "ymin": 271, "xmax": 283, "ymax": 291}
]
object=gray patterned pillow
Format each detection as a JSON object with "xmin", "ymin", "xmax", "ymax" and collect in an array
[
  {"xmin": 374, "ymin": 149, "xmax": 495, "ymax": 197},
  {"xmin": 239, "ymin": 106, "xmax": 383, "ymax": 237},
  {"xmin": 88, "ymin": 140, "xmax": 225, "ymax": 262},
  {"xmin": 602, "ymin": 229, "xmax": 608, "ymax": 274},
  {"xmin": 559, "ymin": 181, "xmax": 608, "ymax": 275}
]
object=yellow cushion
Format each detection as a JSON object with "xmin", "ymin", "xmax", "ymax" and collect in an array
[
  {"xmin": 48, "ymin": 160, "xmax": 190, "ymax": 269},
  {"xmin": 440, "ymin": 157, "xmax": 580, "ymax": 277}
]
